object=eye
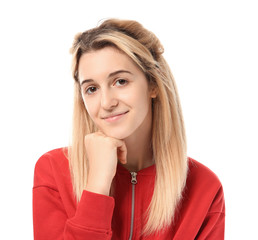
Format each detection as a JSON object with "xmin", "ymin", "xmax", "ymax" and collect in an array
[
  {"xmin": 115, "ymin": 79, "xmax": 128, "ymax": 86},
  {"xmin": 85, "ymin": 86, "xmax": 97, "ymax": 95}
]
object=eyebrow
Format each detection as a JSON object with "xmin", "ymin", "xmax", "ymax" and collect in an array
[{"xmin": 80, "ymin": 70, "xmax": 133, "ymax": 86}]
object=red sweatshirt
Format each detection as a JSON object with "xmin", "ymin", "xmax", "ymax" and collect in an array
[{"xmin": 33, "ymin": 148, "xmax": 225, "ymax": 239}]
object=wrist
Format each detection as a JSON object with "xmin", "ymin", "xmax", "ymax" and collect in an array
[{"xmin": 86, "ymin": 176, "xmax": 112, "ymax": 196}]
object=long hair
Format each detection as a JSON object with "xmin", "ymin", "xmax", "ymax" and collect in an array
[{"xmin": 69, "ymin": 19, "xmax": 188, "ymax": 236}]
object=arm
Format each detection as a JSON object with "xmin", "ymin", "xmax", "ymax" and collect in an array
[
  {"xmin": 33, "ymin": 153, "xmax": 115, "ymax": 240},
  {"xmin": 33, "ymin": 186, "xmax": 114, "ymax": 240},
  {"xmin": 33, "ymin": 133, "xmax": 127, "ymax": 240},
  {"xmin": 65, "ymin": 191, "xmax": 114, "ymax": 239}
]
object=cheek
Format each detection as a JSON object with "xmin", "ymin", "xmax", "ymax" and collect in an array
[
  {"xmin": 122, "ymin": 86, "xmax": 148, "ymax": 104},
  {"xmin": 134, "ymin": 88, "xmax": 151, "ymax": 109},
  {"xmin": 83, "ymin": 99, "xmax": 98, "ymax": 120}
]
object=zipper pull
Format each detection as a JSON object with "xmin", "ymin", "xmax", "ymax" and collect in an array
[{"xmin": 130, "ymin": 172, "xmax": 137, "ymax": 184}]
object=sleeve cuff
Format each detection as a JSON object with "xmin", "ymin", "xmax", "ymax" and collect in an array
[{"xmin": 72, "ymin": 190, "xmax": 115, "ymax": 230}]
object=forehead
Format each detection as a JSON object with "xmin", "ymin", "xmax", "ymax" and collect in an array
[{"xmin": 78, "ymin": 47, "xmax": 140, "ymax": 83}]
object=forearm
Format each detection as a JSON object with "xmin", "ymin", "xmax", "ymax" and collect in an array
[{"xmin": 33, "ymin": 187, "xmax": 114, "ymax": 240}]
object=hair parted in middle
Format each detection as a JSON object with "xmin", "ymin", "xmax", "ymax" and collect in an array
[{"xmin": 69, "ymin": 18, "xmax": 188, "ymax": 236}]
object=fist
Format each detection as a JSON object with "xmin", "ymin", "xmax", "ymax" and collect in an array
[{"xmin": 84, "ymin": 132, "xmax": 127, "ymax": 195}]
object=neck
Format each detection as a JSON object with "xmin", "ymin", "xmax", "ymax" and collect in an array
[{"xmin": 122, "ymin": 110, "xmax": 154, "ymax": 172}]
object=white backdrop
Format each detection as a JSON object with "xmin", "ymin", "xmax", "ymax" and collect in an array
[{"xmin": 0, "ymin": 0, "xmax": 257, "ymax": 239}]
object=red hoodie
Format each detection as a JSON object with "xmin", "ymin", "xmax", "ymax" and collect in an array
[{"xmin": 33, "ymin": 148, "xmax": 225, "ymax": 239}]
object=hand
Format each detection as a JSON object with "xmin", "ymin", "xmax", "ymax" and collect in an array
[{"xmin": 84, "ymin": 131, "xmax": 127, "ymax": 196}]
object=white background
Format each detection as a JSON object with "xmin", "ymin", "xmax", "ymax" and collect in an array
[{"xmin": 0, "ymin": 0, "xmax": 257, "ymax": 239}]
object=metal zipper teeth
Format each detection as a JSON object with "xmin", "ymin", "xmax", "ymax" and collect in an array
[{"xmin": 129, "ymin": 172, "xmax": 137, "ymax": 240}]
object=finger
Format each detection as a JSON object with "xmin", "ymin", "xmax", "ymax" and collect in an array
[{"xmin": 115, "ymin": 140, "xmax": 127, "ymax": 164}]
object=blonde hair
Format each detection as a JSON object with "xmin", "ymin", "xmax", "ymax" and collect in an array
[{"xmin": 69, "ymin": 19, "xmax": 188, "ymax": 236}]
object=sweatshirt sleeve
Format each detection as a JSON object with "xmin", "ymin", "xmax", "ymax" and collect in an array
[
  {"xmin": 33, "ymin": 153, "xmax": 114, "ymax": 240},
  {"xmin": 64, "ymin": 191, "xmax": 114, "ymax": 239},
  {"xmin": 196, "ymin": 186, "xmax": 226, "ymax": 240}
]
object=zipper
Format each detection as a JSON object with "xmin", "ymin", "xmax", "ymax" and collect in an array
[{"xmin": 129, "ymin": 172, "xmax": 137, "ymax": 240}]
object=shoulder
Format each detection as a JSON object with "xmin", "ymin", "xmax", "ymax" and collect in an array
[
  {"xmin": 34, "ymin": 147, "xmax": 68, "ymax": 171},
  {"xmin": 184, "ymin": 157, "xmax": 225, "ymax": 213},
  {"xmin": 187, "ymin": 157, "xmax": 222, "ymax": 190},
  {"xmin": 33, "ymin": 147, "xmax": 69, "ymax": 189},
  {"xmin": 175, "ymin": 158, "xmax": 225, "ymax": 238}
]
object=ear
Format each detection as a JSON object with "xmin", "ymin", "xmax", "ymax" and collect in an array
[{"xmin": 149, "ymin": 86, "xmax": 158, "ymax": 98}]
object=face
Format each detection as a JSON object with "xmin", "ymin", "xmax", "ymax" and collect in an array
[{"xmin": 78, "ymin": 47, "xmax": 156, "ymax": 140}]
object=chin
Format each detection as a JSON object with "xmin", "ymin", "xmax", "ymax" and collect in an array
[
  {"xmin": 102, "ymin": 128, "xmax": 134, "ymax": 140},
  {"xmin": 105, "ymin": 132, "xmax": 129, "ymax": 140}
]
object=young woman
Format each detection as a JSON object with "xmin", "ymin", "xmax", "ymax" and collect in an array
[{"xmin": 33, "ymin": 19, "xmax": 225, "ymax": 239}]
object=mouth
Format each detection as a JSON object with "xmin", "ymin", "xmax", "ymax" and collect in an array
[{"xmin": 103, "ymin": 111, "xmax": 129, "ymax": 122}]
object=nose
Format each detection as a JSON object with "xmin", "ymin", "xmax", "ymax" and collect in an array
[{"xmin": 100, "ymin": 89, "xmax": 118, "ymax": 110}]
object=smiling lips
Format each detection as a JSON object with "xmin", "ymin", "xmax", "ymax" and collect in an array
[{"xmin": 103, "ymin": 111, "xmax": 129, "ymax": 122}]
